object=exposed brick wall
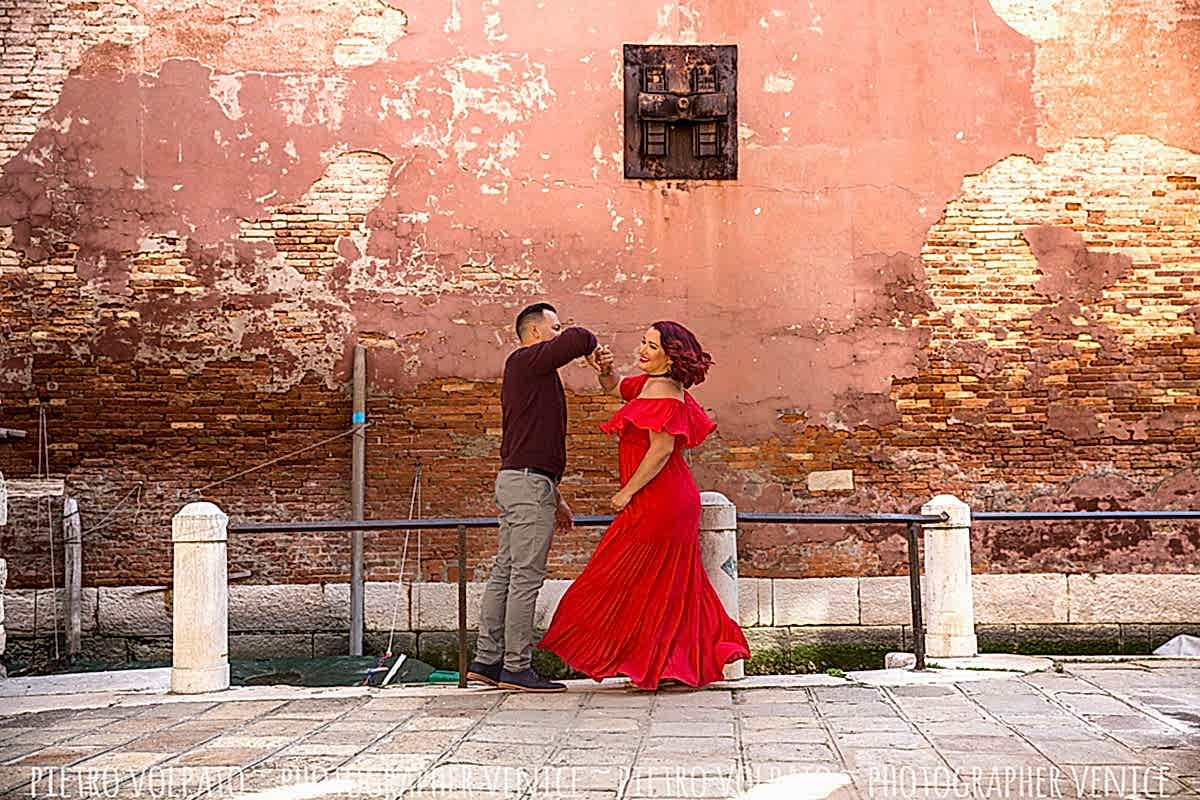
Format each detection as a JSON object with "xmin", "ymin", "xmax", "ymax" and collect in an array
[
  {"xmin": 3, "ymin": 1, "xmax": 1200, "ymax": 594},
  {"xmin": 0, "ymin": 0, "xmax": 145, "ymax": 165}
]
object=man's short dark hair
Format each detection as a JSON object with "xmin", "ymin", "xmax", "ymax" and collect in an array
[{"xmin": 516, "ymin": 302, "xmax": 556, "ymax": 339}]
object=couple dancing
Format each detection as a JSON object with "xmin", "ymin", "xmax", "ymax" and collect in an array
[{"xmin": 466, "ymin": 302, "xmax": 750, "ymax": 692}]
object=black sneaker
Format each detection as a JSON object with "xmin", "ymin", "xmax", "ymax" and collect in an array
[
  {"xmin": 465, "ymin": 660, "xmax": 502, "ymax": 687},
  {"xmin": 497, "ymin": 667, "xmax": 566, "ymax": 693}
]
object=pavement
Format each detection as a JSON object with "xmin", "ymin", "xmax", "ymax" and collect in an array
[{"xmin": 0, "ymin": 656, "xmax": 1197, "ymax": 800}]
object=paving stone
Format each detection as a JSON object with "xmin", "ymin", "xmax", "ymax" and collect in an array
[
  {"xmin": 742, "ymin": 726, "xmax": 833, "ymax": 744},
  {"xmin": 498, "ymin": 692, "xmax": 583, "ymax": 711},
  {"xmin": 485, "ymin": 710, "xmax": 575, "ymax": 727},
  {"xmin": 253, "ymin": 753, "xmax": 349, "ymax": 772},
  {"xmin": 4, "ymin": 746, "xmax": 100, "ymax": 767},
  {"xmin": 651, "ymin": 706, "xmax": 734, "ymax": 722},
  {"xmin": 132, "ymin": 701, "xmax": 217, "ymax": 719},
  {"xmin": 301, "ymin": 729, "xmax": 393, "ymax": 747},
  {"xmin": 399, "ymin": 715, "xmax": 477, "ymax": 732},
  {"xmin": 339, "ymin": 751, "xmax": 436, "ymax": 772},
  {"xmin": 60, "ymin": 731, "xmax": 142, "ymax": 747},
  {"xmin": 466, "ymin": 724, "xmax": 561, "ymax": 745},
  {"xmin": 268, "ymin": 698, "xmax": 364, "ymax": 719},
  {"xmin": 918, "ymin": 721, "xmax": 1018, "ymax": 738},
  {"xmin": 744, "ymin": 742, "xmax": 839, "ymax": 762},
  {"xmin": 640, "ymin": 737, "xmax": 734, "ymax": 755},
  {"xmin": 834, "ymin": 731, "xmax": 929, "ymax": 749},
  {"xmin": 1057, "ymin": 692, "xmax": 1141, "ymax": 716},
  {"xmin": 277, "ymin": 743, "xmax": 363, "ymax": 757},
  {"xmin": 170, "ymin": 747, "xmax": 277, "ymax": 768},
  {"xmin": 841, "ymin": 747, "xmax": 946, "ymax": 771},
  {"xmin": 570, "ymin": 717, "xmax": 641, "ymax": 733},
  {"xmin": 739, "ymin": 715, "xmax": 824, "ymax": 732},
  {"xmin": 929, "ymin": 734, "xmax": 1041, "ymax": 755},
  {"xmin": 1030, "ymin": 738, "xmax": 1148, "ymax": 765},
  {"xmin": 69, "ymin": 750, "xmax": 169, "ymax": 772},
  {"xmin": 548, "ymin": 747, "xmax": 637, "ymax": 766},
  {"xmin": 204, "ymin": 735, "xmax": 293, "ymax": 749},
  {"xmin": 449, "ymin": 741, "xmax": 551, "ymax": 766},
  {"xmin": 735, "ymin": 702, "xmax": 818, "ymax": 718},
  {"xmin": 371, "ymin": 729, "xmax": 465, "ymax": 753},
  {"xmin": 416, "ymin": 763, "xmax": 534, "ymax": 793},
  {"xmin": 624, "ymin": 769, "xmax": 745, "ymax": 798},
  {"xmin": 240, "ymin": 717, "xmax": 326, "ymax": 736},
  {"xmin": 647, "ymin": 721, "xmax": 734, "ymax": 738},
  {"xmin": 552, "ymin": 731, "xmax": 639, "ymax": 750},
  {"xmin": 826, "ymin": 716, "xmax": 914, "ymax": 734},
  {"xmin": 196, "ymin": 700, "xmax": 287, "ymax": 719},
  {"xmin": 814, "ymin": 687, "xmax": 883, "ymax": 704},
  {"xmin": 1022, "ymin": 723, "xmax": 1108, "ymax": 742},
  {"xmin": 818, "ymin": 702, "xmax": 899, "ymax": 718},
  {"xmin": 122, "ymin": 729, "xmax": 223, "ymax": 751},
  {"xmin": 535, "ymin": 765, "xmax": 625, "ymax": 791},
  {"xmin": 1086, "ymin": 714, "xmax": 1178, "ymax": 733}
]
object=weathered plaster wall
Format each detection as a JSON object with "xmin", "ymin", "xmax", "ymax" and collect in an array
[{"xmin": 2, "ymin": 0, "xmax": 1199, "ymax": 589}]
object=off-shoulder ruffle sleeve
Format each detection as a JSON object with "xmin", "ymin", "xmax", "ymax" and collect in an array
[
  {"xmin": 600, "ymin": 393, "xmax": 716, "ymax": 448},
  {"xmin": 619, "ymin": 374, "xmax": 646, "ymax": 401}
]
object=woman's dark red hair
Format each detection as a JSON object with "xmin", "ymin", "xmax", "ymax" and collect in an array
[{"xmin": 652, "ymin": 321, "xmax": 713, "ymax": 388}]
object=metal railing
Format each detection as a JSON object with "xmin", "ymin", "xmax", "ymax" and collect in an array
[{"xmin": 229, "ymin": 511, "xmax": 949, "ymax": 684}]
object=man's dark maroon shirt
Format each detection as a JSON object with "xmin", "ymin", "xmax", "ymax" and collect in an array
[{"xmin": 500, "ymin": 327, "xmax": 597, "ymax": 480}]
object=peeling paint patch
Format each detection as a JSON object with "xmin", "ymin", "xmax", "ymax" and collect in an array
[
  {"xmin": 275, "ymin": 75, "xmax": 349, "ymax": 129},
  {"xmin": 762, "ymin": 71, "xmax": 796, "ymax": 93},
  {"xmin": 650, "ymin": 1, "xmax": 702, "ymax": 43},
  {"xmin": 988, "ymin": 0, "xmax": 1065, "ymax": 41},
  {"xmin": 333, "ymin": 1, "xmax": 409, "ymax": 68},
  {"xmin": 209, "ymin": 74, "xmax": 245, "ymax": 120}
]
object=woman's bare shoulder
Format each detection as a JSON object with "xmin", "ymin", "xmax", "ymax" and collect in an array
[{"xmin": 636, "ymin": 379, "xmax": 684, "ymax": 402}]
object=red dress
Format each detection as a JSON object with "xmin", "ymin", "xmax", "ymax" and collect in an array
[{"xmin": 538, "ymin": 374, "xmax": 751, "ymax": 689}]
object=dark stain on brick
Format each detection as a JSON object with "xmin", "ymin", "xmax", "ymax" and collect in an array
[{"xmin": 1024, "ymin": 225, "xmax": 1135, "ymax": 302}]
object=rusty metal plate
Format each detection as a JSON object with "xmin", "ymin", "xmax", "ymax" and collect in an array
[{"xmin": 623, "ymin": 44, "xmax": 738, "ymax": 180}]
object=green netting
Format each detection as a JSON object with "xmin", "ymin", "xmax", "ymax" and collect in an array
[{"xmin": 231, "ymin": 655, "xmax": 458, "ymax": 687}]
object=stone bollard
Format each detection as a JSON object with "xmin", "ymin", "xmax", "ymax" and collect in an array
[
  {"xmin": 700, "ymin": 491, "xmax": 744, "ymax": 680},
  {"xmin": 0, "ymin": 557, "xmax": 7, "ymax": 679},
  {"xmin": 921, "ymin": 494, "xmax": 978, "ymax": 658},
  {"xmin": 171, "ymin": 502, "xmax": 230, "ymax": 694}
]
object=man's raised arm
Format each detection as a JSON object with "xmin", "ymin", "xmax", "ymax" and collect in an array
[{"xmin": 525, "ymin": 327, "xmax": 598, "ymax": 374}]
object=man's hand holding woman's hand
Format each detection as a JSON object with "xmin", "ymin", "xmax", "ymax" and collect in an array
[{"xmin": 587, "ymin": 345, "xmax": 614, "ymax": 375}]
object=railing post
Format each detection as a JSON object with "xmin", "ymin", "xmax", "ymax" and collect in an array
[
  {"xmin": 904, "ymin": 522, "xmax": 926, "ymax": 670},
  {"xmin": 63, "ymin": 496, "xmax": 82, "ymax": 660},
  {"xmin": 171, "ymin": 502, "xmax": 230, "ymax": 694},
  {"xmin": 920, "ymin": 495, "xmax": 977, "ymax": 658},
  {"xmin": 700, "ymin": 491, "xmax": 743, "ymax": 680},
  {"xmin": 457, "ymin": 524, "xmax": 467, "ymax": 689}
]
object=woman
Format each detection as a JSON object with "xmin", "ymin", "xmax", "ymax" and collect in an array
[{"xmin": 537, "ymin": 321, "xmax": 750, "ymax": 689}]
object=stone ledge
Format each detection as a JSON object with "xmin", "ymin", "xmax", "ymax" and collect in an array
[
  {"xmin": 1068, "ymin": 574, "xmax": 1200, "ymax": 623},
  {"xmin": 860, "ymin": 574, "xmax": 1068, "ymax": 625},
  {"xmin": 411, "ymin": 582, "xmax": 485, "ymax": 631},
  {"xmin": 5, "ymin": 588, "xmax": 100, "ymax": 634},
  {"xmin": 773, "ymin": 577, "xmax": 859, "ymax": 626},
  {"xmin": 97, "ymin": 587, "xmax": 170, "ymax": 636}
]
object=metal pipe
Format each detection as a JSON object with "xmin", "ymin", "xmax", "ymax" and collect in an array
[
  {"xmin": 230, "ymin": 512, "xmax": 952, "ymax": 534},
  {"xmin": 738, "ymin": 512, "xmax": 946, "ymax": 524},
  {"xmin": 457, "ymin": 524, "xmax": 467, "ymax": 689},
  {"xmin": 905, "ymin": 522, "xmax": 925, "ymax": 670},
  {"xmin": 974, "ymin": 511, "xmax": 1200, "ymax": 521},
  {"xmin": 350, "ymin": 344, "xmax": 366, "ymax": 656}
]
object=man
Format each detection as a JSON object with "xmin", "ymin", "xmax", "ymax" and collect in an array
[{"xmin": 467, "ymin": 302, "xmax": 599, "ymax": 692}]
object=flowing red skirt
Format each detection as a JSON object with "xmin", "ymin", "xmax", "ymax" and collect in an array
[{"xmin": 539, "ymin": 441, "xmax": 749, "ymax": 689}]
